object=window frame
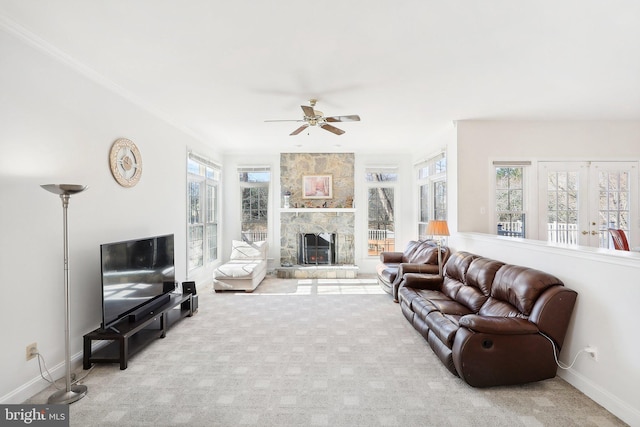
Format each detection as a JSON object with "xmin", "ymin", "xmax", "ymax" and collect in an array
[
  {"xmin": 238, "ymin": 166, "xmax": 271, "ymax": 243},
  {"xmin": 365, "ymin": 166, "xmax": 398, "ymax": 258},
  {"xmin": 416, "ymin": 153, "xmax": 447, "ymax": 240},
  {"xmin": 187, "ymin": 152, "xmax": 221, "ymax": 277},
  {"xmin": 493, "ymin": 161, "xmax": 529, "ymax": 239}
]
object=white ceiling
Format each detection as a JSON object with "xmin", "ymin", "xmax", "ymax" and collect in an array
[{"xmin": 1, "ymin": 1, "xmax": 639, "ymax": 154}]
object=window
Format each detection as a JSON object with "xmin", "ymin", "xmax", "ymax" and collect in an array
[
  {"xmin": 495, "ymin": 164, "xmax": 527, "ymax": 238},
  {"xmin": 366, "ymin": 167, "xmax": 397, "ymax": 256},
  {"xmin": 239, "ymin": 167, "xmax": 270, "ymax": 242},
  {"xmin": 417, "ymin": 153, "xmax": 447, "ymax": 239},
  {"xmin": 538, "ymin": 161, "xmax": 637, "ymax": 247},
  {"xmin": 187, "ymin": 153, "xmax": 220, "ymax": 273}
]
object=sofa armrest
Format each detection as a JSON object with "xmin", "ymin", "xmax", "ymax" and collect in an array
[
  {"xmin": 380, "ymin": 251, "xmax": 404, "ymax": 263},
  {"xmin": 401, "ymin": 272, "xmax": 443, "ymax": 290},
  {"xmin": 459, "ymin": 315, "xmax": 539, "ymax": 335}
]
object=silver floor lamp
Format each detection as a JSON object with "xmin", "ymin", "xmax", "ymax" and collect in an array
[{"xmin": 41, "ymin": 184, "xmax": 88, "ymax": 404}]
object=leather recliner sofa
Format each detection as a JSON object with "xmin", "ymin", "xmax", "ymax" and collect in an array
[
  {"xmin": 398, "ymin": 251, "xmax": 577, "ymax": 387},
  {"xmin": 376, "ymin": 240, "xmax": 450, "ymax": 301}
]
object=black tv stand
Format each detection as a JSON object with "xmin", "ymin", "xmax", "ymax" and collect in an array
[{"xmin": 83, "ymin": 293, "xmax": 194, "ymax": 370}]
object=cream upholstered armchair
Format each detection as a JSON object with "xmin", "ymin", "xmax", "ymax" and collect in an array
[{"xmin": 213, "ymin": 240, "xmax": 268, "ymax": 292}]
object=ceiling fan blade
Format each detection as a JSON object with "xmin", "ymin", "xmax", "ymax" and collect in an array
[
  {"xmin": 325, "ymin": 115, "xmax": 361, "ymax": 122},
  {"xmin": 290, "ymin": 124, "xmax": 309, "ymax": 136},
  {"xmin": 320, "ymin": 124, "xmax": 345, "ymax": 135},
  {"xmin": 265, "ymin": 119, "xmax": 304, "ymax": 122},
  {"xmin": 301, "ymin": 105, "xmax": 316, "ymax": 117}
]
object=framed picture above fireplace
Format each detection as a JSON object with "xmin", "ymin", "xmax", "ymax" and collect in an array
[{"xmin": 303, "ymin": 175, "xmax": 333, "ymax": 199}]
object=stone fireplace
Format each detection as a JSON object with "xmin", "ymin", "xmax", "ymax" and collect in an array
[
  {"xmin": 278, "ymin": 153, "xmax": 357, "ymax": 278},
  {"xmin": 280, "ymin": 210, "xmax": 354, "ymax": 266}
]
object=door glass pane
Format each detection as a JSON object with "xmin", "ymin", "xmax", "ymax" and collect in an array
[
  {"xmin": 187, "ymin": 181, "xmax": 204, "ymax": 270},
  {"xmin": 368, "ymin": 187, "xmax": 394, "ymax": 256},
  {"xmin": 419, "ymin": 184, "xmax": 429, "ymax": 222},
  {"xmin": 188, "ymin": 225, "xmax": 203, "ymax": 270},
  {"xmin": 599, "ymin": 170, "xmax": 630, "ymax": 249},
  {"xmin": 546, "ymin": 171, "xmax": 579, "ymax": 244},
  {"xmin": 495, "ymin": 167, "xmax": 525, "ymax": 237},
  {"xmin": 434, "ymin": 181, "xmax": 447, "ymax": 220},
  {"xmin": 206, "ymin": 184, "xmax": 217, "ymax": 262}
]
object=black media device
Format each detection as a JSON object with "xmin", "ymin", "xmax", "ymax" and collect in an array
[
  {"xmin": 100, "ymin": 234, "xmax": 175, "ymax": 329},
  {"xmin": 182, "ymin": 281, "xmax": 197, "ymax": 295}
]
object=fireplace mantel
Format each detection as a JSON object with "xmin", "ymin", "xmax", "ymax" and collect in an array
[{"xmin": 280, "ymin": 208, "xmax": 356, "ymax": 213}]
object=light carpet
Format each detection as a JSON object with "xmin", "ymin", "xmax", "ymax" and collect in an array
[{"xmin": 26, "ymin": 275, "xmax": 626, "ymax": 426}]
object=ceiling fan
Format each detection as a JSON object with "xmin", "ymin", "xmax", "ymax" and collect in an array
[{"xmin": 265, "ymin": 99, "xmax": 361, "ymax": 136}]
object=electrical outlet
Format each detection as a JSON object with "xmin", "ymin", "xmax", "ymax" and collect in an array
[
  {"xmin": 26, "ymin": 343, "xmax": 38, "ymax": 361},
  {"xmin": 585, "ymin": 346, "xmax": 598, "ymax": 361}
]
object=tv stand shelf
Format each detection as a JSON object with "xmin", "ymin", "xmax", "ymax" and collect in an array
[{"xmin": 83, "ymin": 293, "xmax": 194, "ymax": 370}]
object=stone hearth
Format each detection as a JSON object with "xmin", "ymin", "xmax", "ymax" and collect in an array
[{"xmin": 276, "ymin": 264, "xmax": 359, "ymax": 279}]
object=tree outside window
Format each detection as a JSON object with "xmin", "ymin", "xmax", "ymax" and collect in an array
[
  {"xmin": 366, "ymin": 169, "xmax": 397, "ymax": 256},
  {"xmin": 496, "ymin": 166, "xmax": 525, "ymax": 237},
  {"xmin": 239, "ymin": 169, "xmax": 270, "ymax": 242}
]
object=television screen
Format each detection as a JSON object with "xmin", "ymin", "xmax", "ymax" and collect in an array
[{"xmin": 100, "ymin": 234, "xmax": 175, "ymax": 329}]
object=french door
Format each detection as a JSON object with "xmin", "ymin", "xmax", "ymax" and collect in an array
[{"xmin": 538, "ymin": 161, "xmax": 638, "ymax": 248}]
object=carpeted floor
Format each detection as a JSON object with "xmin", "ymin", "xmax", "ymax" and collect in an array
[{"xmin": 26, "ymin": 275, "xmax": 626, "ymax": 426}]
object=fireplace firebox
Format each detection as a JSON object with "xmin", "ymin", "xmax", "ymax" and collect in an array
[{"xmin": 299, "ymin": 233, "xmax": 336, "ymax": 265}]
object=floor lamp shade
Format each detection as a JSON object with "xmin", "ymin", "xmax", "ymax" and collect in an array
[
  {"xmin": 426, "ymin": 220, "xmax": 450, "ymax": 238},
  {"xmin": 426, "ymin": 220, "xmax": 450, "ymax": 276},
  {"xmin": 41, "ymin": 184, "xmax": 88, "ymax": 404}
]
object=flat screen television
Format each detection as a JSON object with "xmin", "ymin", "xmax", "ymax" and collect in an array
[{"xmin": 100, "ymin": 234, "xmax": 175, "ymax": 329}]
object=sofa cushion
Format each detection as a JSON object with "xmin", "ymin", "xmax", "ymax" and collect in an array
[
  {"xmin": 490, "ymin": 265, "xmax": 562, "ymax": 316},
  {"xmin": 401, "ymin": 240, "xmax": 423, "ymax": 263},
  {"xmin": 465, "ymin": 258, "xmax": 504, "ymax": 296},
  {"xmin": 230, "ymin": 240, "xmax": 267, "ymax": 260},
  {"xmin": 425, "ymin": 312, "xmax": 460, "ymax": 347},
  {"xmin": 406, "ymin": 241, "xmax": 438, "ymax": 264},
  {"xmin": 428, "ymin": 299, "xmax": 474, "ymax": 316},
  {"xmin": 479, "ymin": 297, "xmax": 527, "ymax": 318},
  {"xmin": 443, "ymin": 252, "xmax": 478, "ymax": 284},
  {"xmin": 452, "ymin": 258, "xmax": 505, "ymax": 312},
  {"xmin": 214, "ymin": 260, "xmax": 265, "ymax": 279},
  {"xmin": 412, "ymin": 297, "xmax": 438, "ymax": 319}
]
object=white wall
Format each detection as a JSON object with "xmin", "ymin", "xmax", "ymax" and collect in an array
[
  {"xmin": 0, "ymin": 28, "xmax": 219, "ymax": 402},
  {"xmin": 456, "ymin": 120, "xmax": 640, "ymax": 239},
  {"xmin": 452, "ymin": 233, "xmax": 640, "ymax": 426}
]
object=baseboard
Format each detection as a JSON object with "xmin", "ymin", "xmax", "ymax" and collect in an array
[
  {"xmin": 559, "ymin": 368, "xmax": 640, "ymax": 426},
  {"xmin": 0, "ymin": 341, "xmax": 107, "ymax": 404}
]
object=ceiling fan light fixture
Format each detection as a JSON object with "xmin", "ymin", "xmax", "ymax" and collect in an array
[{"xmin": 266, "ymin": 99, "xmax": 360, "ymax": 136}]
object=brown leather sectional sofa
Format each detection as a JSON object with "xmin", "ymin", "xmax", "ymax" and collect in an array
[
  {"xmin": 398, "ymin": 251, "xmax": 577, "ymax": 387},
  {"xmin": 376, "ymin": 240, "xmax": 450, "ymax": 301}
]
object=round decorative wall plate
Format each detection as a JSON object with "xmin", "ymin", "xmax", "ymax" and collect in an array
[{"xmin": 109, "ymin": 138, "xmax": 142, "ymax": 187}]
